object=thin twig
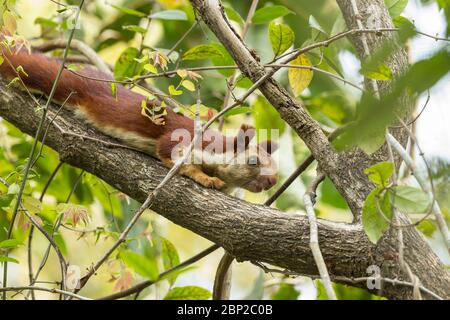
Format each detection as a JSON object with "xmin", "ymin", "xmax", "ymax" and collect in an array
[
  {"xmin": 386, "ymin": 133, "xmax": 450, "ymax": 252},
  {"xmin": 303, "ymin": 171, "xmax": 337, "ymax": 300},
  {"xmin": 0, "ymin": 286, "xmax": 91, "ymax": 300},
  {"xmin": 1, "ymin": 0, "xmax": 85, "ymax": 298},
  {"xmin": 98, "ymin": 243, "xmax": 219, "ymax": 300}
]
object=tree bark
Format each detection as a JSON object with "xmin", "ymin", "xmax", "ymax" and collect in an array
[
  {"xmin": 186, "ymin": 0, "xmax": 449, "ymax": 299},
  {"xmin": 1, "ymin": 77, "xmax": 449, "ymax": 299}
]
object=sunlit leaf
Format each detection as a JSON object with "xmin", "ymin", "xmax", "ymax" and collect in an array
[
  {"xmin": 252, "ymin": 5, "xmax": 294, "ymax": 24},
  {"xmin": 3, "ymin": 10, "xmax": 17, "ymax": 34},
  {"xmin": 164, "ymin": 286, "xmax": 211, "ymax": 300},
  {"xmin": 362, "ymin": 188, "xmax": 392, "ymax": 244},
  {"xmin": 384, "ymin": 0, "xmax": 408, "ymax": 18},
  {"xmin": 182, "ymin": 44, "xmax": 223, "ymax": 61},
  {"xmin": 269, "ymin": 22, "xmax": 295, "ymax": 57},
  {"xmin": 111, "ymin": 4, "xmax": 146, "ymax": 18},
  {"xmin": 161, "ymin": 237, "xmax": 180, "ymax": 286},
  {"xmin": 181, "ymin": 80, "xmax": 195, "ymax": 91},
  {"xmin": 252, "ymin": 96, "xmax": 285, "ymax": 139},
  {"xmin": 114, "ymin": 47, "xmax": 141, "ymax": 80},
  {"xmin": 23, "ymin": 196, "xmax": 42, "ymax": 215},
  {"xmin": 150, "ymin": 10, "xmax": 187, "ymax": 21},
  {"xmin": 168, "ymin": 85, "xmax": 183, "ymax": 95},
  {"xmin": 364, "ymin": 161, "xmax": 394, "ymax": 187},
  {"xmin": 361, "ymin": 63, "xmax": 393, "ymax": 81},
  {"xmin": 390, "ymin": 186, "xmax": 431, "ymax": 213},
  {"xmin": 271, "ymin": 283, "xmax": 300, "ymax": 300},
  {"xmin": 0, "ymin": 255, "xmax": 19, "ymax": 264},
  {"xmin": 120, "ymin": 250, "xmax": 159, "ymax": 281},
  {"xmin": 288, "ymin": 54, "xmax": 314, "ymax": 96},
  {"xmin": 122, "ymin": 25, "xmax": 147, "ymax": 34},
  {"xmin": 309, "ymin": 15, "xmax": 326, "ymax": 34},
  {"xmin": 0, "ymin": 239, "xmax": 23, "ymax": 249},
  {"xmin": 224, "ymin": 5, "xmax": 244, "ymax": 26}
]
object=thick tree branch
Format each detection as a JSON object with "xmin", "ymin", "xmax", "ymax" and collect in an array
[{"xmin": 1, "ymin": 77, "xmax": 449, "ymax": 299}]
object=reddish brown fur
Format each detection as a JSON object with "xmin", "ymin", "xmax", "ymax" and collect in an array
[{"xmin": 0, "ymin": 40, "xmax": 278, "ymax": 192}]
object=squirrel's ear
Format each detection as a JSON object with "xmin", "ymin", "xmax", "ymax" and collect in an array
[
  {"xmin": 234, "ymin": 124, "xmax": 255, "ymax": 153},
  {"xmin": 259, "ymin": 140, "xmax": 278, "ymax": 154}
]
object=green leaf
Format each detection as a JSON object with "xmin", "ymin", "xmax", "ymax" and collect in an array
[
  {"xmin": 111, "ymin": 4, "xmax": 146, "ymax": 18},
  {"xmin": 120, "ymin": 250, "xmax": 159, "ymax": 281},
  {"xmin": 252, "ymin": 5, "xmax": 294, "ymax": 24},
  {"xmin": 224, "ymin": 106, "xmax": 252, "ymax": 118},
  {"xmin": 111, "ymin": 83, "xmax": 117, "ymax": 100},
  {"xmin": 0, "ymin": 239, "xmax": 23, "ymax": 249},
  {"xmin": 182, "ymin": 44, "xmax": 223, "ymax": 61},
  {"xmin": 161, "ymin": 237, "xmax": 180, "ymax": 285},
  {"xmin": 122, "ymin": 25, "xmax": 147, "ymax": 34},
  {"xmin": 271, "ymin": 283, "xmax": 300, "ymax": 300},
  {"xmin": 391, "ymin": 186, "xmax": 431, "ymax": 213},
  {"xmin": 224, "ymin": 5, "xmax": 244, "ymax": 26},
  {"xmin": 305, "ymin": 92, "xmax": 354, "ymax": 125},
  {"xmin": 164, "ymin": 286, "xmax": 211, "ymax": 300},
  {"xmin": 361, "ymin": 63, "xmax": 393, "ymax": 81},
  {"xmin": 309, "ymin": 15, "xmax": 327, "ymax": 34},
  {"xmin": 7, "ymin": 183, "xmax": 19, "ymax": 195},
  {"xmin": 0, "ymin": 255, "xmax": 19, "ymax": 264},
  {"xmin": 364, "ymin": 161, "xmax": 394, "ymax": 187},
  {"xmin": 252, "ymin": 96, "xmax": 285, "ymax": 139},
  {"xmin": 3, "ymin": 10, "xmax": 17, "ymax": 34},
  {"xmin": 384, "ymin": 0, "xmax": 408, "ymax": 18},
  {"xmin": 114, "ymin": 47, "xmax": 141, "ymax": 80},
  {"xmin": 393, "ymin": 16, "xmax": 415, "ymax": 30},
  {"xmin": 144, "ymin": 64, "xmax": 157, "ymax": 74},
  {"xmin": 209, "ymin": 43, "xmax": 236, "ymax": 77},
  {"xmin": 181, "ymin": 80, "xmax": 195, "ymax": 92},
  {"xmin": 150, "ymin": 10, "xmax": 187, "ymax": 21},
  {"xmin": 334, "ymin": 49, "xmax": 450, "ymax": 154},
  {"xmin": 362, "ymin": 188, "xmax": 392, "ymax": 244},
  {"xmin": 269, "ymin": 21, "xmax": 295, "ymax": 57},
  {"xmin": 23, "ymin": 196, "xmax": 42, "ymax": 215},
  {"xmin": 168, "ymin": 85, "xmax": 183, "ymax": 96}
]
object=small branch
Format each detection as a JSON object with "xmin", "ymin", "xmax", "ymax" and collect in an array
[
  {"xmin": 303, "ymin": 171, "xmax": 337, "ymax": 300},
  {"xmin": 212, "ymin": 252, "xmax": 234, "ymax": 300},
  {"xmin": 0, "ymin": 286, "xmax": 91, "ymax": 300},
  {"xmin": 333, "ymin": 276, "xmax": 443, "ymax": 300},
  {"xmin": 98, "ymin": 244, "xmax": 220, "ymax": 300},
  {"xmin": 1, "ymin": 0, "xmax": 85, "ymax": 298},
  {"xmin": 386, "ymin": 133, "xmax": 450, "ymax": 252},
  {"xmin": 34, "ymin": 39, "xmax": 112, "ymax": 76}
]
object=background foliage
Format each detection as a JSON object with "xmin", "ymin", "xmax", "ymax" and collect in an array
[{"xmin": 0, "ymin": 0, "xmax": 449, "ymax": 299}]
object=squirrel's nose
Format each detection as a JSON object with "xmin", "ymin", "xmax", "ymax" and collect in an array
[{"xmin": 265, "ymin": 176, "xmax": 277, "ymax": 189}]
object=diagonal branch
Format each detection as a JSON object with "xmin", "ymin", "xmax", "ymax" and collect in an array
[{"xmin": 1, "ymin": 77, "xmax": 449, "ymax": 299}]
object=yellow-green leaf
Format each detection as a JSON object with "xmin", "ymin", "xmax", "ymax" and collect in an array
[
  {"xmin": 3, "ymin": 11, "xmax": 17, "ymax": 34},
  {"xmin": 288, "ymin": 54, "xmax": 313, "ymax": 96},
  {"xmin": 168, "ymin": 85, "xmax": 183, "ymax": 96},
  {"xmin": 181, "ymin": 80, "xmax": 195, "ymax": 91},
  {"xmin": 144, "ymin": 64, "xmax": 157, "ymax": 74},
  {"xmin": 182, "ymin": 44, "xmax": 223, "ymax": 61},
  {"xmin": 176, "ymin": 69, "xmax": 188, "ymax": 78},
  {"xmin": 164, "ymin": 286, "xmax": 211, "ymax": 300},
  {"xmin": 269, "ymin": 22, "xmax": 295, "ymax": 57}
]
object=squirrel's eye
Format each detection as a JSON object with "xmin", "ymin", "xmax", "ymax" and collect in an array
[{"xmin": 247, "ymin": 155, "xmax": 260, "ymax": 166}]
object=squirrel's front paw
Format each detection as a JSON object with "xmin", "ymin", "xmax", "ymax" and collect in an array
[{"xmin": 199, "ymin": 176, "xmax": 225, "ymax": 190}]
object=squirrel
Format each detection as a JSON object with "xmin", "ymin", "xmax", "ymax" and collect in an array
[{"xmin": 0, "ymin": 37, "xmax": 278, "ymax": 193}]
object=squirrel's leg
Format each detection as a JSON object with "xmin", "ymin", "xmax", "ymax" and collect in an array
[{"xmin": 161, "ymin": 159, "xmax": 225, "ymax": 190}]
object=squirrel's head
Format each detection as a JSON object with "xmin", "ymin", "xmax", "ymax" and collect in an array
[{"xmin": 212, "ymin": 124, "xmax": 279, "ymax": 193}]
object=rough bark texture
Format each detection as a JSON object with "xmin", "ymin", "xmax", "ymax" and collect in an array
[
  {"xmin": 186, "ymin": 0, "xmax": 450, "ymax": 299},
  {"xmin": 0, "ymin": 77, "xmax": 449, "ymax": 299}
]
